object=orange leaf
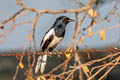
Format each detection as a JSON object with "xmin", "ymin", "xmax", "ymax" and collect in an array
[
  {"xmin": 93, "ymin": 21, "xmax": 96, "ymax": 26},
  {"xmin": 82, "ymin": 65, "xmax": 89, "ymax": 73},
  {"xmin": 88, "ymin": 27, "xmax": 92, "ymax": 37},
  {"xmin": 79, "ymin": 37, "xmax": 84, "ymax": 44},
  {"xmin": 19, "ymin": 62, "xmax": 24, "ymax": 69},
  {"xmin": 88, "ymin": 8, "xmax": 93, "ymax": 17},
  {"xmin": 27, "ymin": 34, "xmax": 31, "ymax": 40},
  {"xmin": 37, "ymin": 76, "xmax": 46, "ymax": 80},
  {"xmin": 99, "ymin": 30, "xmax": 106, "ymax": 41},
  {"xmin": 65, "ymin": 47, "xmax": 72, "ymax": 59},
  {"xmin": 48, "ymin": 77, "xmax": 56, "ymax": 80},
  {"xmin": 93, "ymin": 9, "xmax": 99, "ymax": 18},
  {"xmin": 88, "ymin": 8, "xmax": 99, "ymax": 18}
]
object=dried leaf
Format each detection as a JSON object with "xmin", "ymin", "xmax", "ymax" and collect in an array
[
  {"xmin": 99, "ymin": 30, "xmax": 106, "ymax": 40},
  {"xmin": 65, "ymin": 47, "xmax": 72, "ymax": 59},
  {"xmin": 79, "ymin": 37, "xmax": 84, "ymax": 44},
  {"xmin": 37, "ymin": 76, "xmax": 46, "ymax": 80},
  {"xmin": 27, "ymin": 34, "xmax": 31, "ymax": 40},
  {"xmin": 88, "ymin": 27, "xmax": 92, "ymax": 37},
  {"xmin": 93, "ymin": 9, "xmax": 99, "ymax": 18},
  {"xmin": 19, "ymin": 62, "xmax": 24, "ymax": 69},
  {"xmin": 88, "ymin": 8, "xmax": 94, "ymax": 17},
  {"xmin": 88, "ymin": 8, "xmax": 99, "ymax": 18},
  {"xmin": 82, "ymin": 65, "xmax": 89, "ymax": 73},
  {"xmin": 93, "ymin": 21, "xmax": 96, "ymax": 26},
  {"xmin": 48, "ymin": 77, "xmax": 56, "ymax": 80}
]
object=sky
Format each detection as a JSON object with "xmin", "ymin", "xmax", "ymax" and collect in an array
[{"xmin": 0, "ymin": 0, "xmax": 120, "ymax": 52}]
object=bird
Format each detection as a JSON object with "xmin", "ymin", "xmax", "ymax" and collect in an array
[{"xmin": 35, "ymin": 16, "xmax": 74, "ymax": 74}]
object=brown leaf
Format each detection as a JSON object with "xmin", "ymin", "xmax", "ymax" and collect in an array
[
  {"xmin": 93, "ymin": 9, "xmax": 99, "ymax": 18},
  {"xmin": 65, "ymin": 47, "xmax": 72, "ymax": 59},
  {"xmin": 93, "ymin": 21, "xmax": 96, "ymax": 26},
  {"xmin": 88, "ymin": 8, "xmax": 99, "ymax": 18},
  {"xmin": 79, "ymin": 37, "xmax": 84, "ymax": 44},
  {"xmin": 88, "ymin": 27, "xmax": 92, "ymax": 37},
  {"xmin": 99, "ymin": 30, "xmax": 106, "ymax": 41},
  {"xmin": 88, "ymin": 8, "xmax": 94, "ymax": 17},
  {"xmin": 37, "ymin": 76, "xmax": 46, "ymax": 80},
  {"xmin": 27, "ymin": 34, "xmax": 31, "ymax": 40},
  {"xmin": 19, "ymin": 62, "xmax": 24, "ymax": 69},
  {"xmin": 82, "ymin": 65, "xmax": 89, "ymax": 73}
]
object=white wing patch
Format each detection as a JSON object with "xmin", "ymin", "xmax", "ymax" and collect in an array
[
  {"xmin": 40, "ymin": 28, "xmax": 55, "ymax": 48},
  {"xmin": 44, "ymin": 28, "xmax": 55, "ymax": 40}
]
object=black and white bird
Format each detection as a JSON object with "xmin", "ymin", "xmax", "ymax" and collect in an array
[{"xmin": 35, "ymin": 16, "xmax": 74, "ymax": 73}]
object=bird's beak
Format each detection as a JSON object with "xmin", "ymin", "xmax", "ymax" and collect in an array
[{"xmin": 68, "ymin": 19, "xmax": 75, "ymax": 22}]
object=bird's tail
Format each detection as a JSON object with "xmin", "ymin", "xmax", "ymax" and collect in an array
[{"xmin": 35, "ymin": 55, "xmax": 47, "ymax": 73}]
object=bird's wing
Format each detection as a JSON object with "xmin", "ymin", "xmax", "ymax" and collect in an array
[
  {"xmin": 35, "ymin": 28, "xmax": 55, "ymax": 73},
  {"xmin": 40, "ymin": 28, "xmax": 55, "ymax": 51}
]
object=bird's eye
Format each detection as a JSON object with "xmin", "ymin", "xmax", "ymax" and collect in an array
[{"xmin": 63, "ymin": 18, "xmax": 68, "ymax": 22}]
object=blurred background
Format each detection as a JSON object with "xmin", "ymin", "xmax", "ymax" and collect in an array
[
  {"xmin": 0, "ymin": 0, "xmax": 120, "ymax": 80},
  {"xmin": 0, "ymin": 0, "xmax": 120, "ymax": 51}
]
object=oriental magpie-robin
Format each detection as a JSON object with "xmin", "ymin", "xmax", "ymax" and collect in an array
[{"xmin": 35, "ymin": 16, "xmax": 74, "ymax": 73}]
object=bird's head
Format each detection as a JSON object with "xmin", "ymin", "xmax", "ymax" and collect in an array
[
  {"xmin": 53, "ymin": 16, "xmax": 74, "ymax": 28},
  {"xmin": 56, "ymin": 16, "xmax": 75, "ymax": 25}
]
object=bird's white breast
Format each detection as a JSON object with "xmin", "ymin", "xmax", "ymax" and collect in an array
[{"xmin": 48, "ymin": 35, "xmax": 63, "ymax": 49}]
